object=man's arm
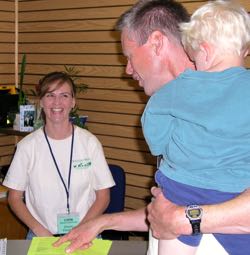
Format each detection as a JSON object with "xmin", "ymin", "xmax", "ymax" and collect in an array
[
  {"xmin": 147, "ymin": 187, "xmax": 250, "ymax": 240},
  {"xmin": 80, "ymin": 188, "xmax": 110, "ymax": 223},
  {"xmin": 54, "ymin": 207, "xmax": 148, "ymax": 253},
  {"xmin": 201, "ymin": 188, "xmax": 250, "ymax": 234}
]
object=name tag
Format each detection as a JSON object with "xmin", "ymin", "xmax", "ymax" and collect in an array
[
  {"xmin": 57, "ymin": 213, "xmax": 80, "ymax": 234},
  {"xmin": 72, "ymin": 159, "xmax": 91, "ymax": 170}
]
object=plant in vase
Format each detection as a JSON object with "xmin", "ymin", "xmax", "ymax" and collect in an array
[
  {"xmin": 69, "ymin": 107, "xmax": 88, "ymax": 129},
  {"xmin": 1, "ymin": 55, "xmax": 27, "ymax": 128},
  {"xmin": 17, "ymin": 54, "xmax": 28, "ymax": 108},
  {"xmin": 13, "ymin": 54, "xmax": 34, "ymax": 131},
  {"xmin": 64, "ymin": 65, "xmax": 88, "ymax": 129},
  {"xmin": 12, "ymin": 54, "xmax": 37, "ymax": 132}
]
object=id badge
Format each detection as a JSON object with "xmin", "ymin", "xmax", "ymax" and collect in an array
[{"xmin": 57, "ymin": 212, "xmax": 80, "ymax": 234}]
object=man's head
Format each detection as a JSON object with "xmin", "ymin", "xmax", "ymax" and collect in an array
[
  {"xmin": 117, "ymin": 0, "xmax": 189, "ymax": 45},
  {"xmin": 180, "ymin": 0, "xmax": 250, "ymax": 62},
  {"xmin": 116, "ymin": 0, "xmax": 192, "ymax": 96}
]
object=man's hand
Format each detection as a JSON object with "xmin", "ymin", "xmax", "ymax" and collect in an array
[
  {"xmin": 147, "ymin": 187, "xmax": 190, "ymax": 239},
  {"xmin": 53, "ymin": 218, "xmax": 101, "ymax": 253}
]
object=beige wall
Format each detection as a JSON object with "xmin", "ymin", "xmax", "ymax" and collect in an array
[{"xmin": 1, "ymin": 0, "xmax": 250, "ymax": 210}]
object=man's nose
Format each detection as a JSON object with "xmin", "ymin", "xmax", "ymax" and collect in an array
[{"xmin": 125, "ymin": 60, "xmax": 133, "ymax": 75}]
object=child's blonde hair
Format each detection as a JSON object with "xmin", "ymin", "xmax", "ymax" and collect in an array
[{"xmin": 180, "ymin": 0, "xmax": 250, "ymax": 56}]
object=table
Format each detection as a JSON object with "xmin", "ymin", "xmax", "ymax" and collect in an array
[
  {"xmin": 7, "ymin": 240, "xmax": 148, "ymax": 255},
  {"xmin": 0, "ymin": 127, "xmax": 28, "ymax": 136}
]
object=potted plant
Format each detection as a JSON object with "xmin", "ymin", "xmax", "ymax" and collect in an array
[
  {"xmin": 17, "ymin": 54, "xmax": 28, "ymax": 108},
  {"xmin": 64, "ymin": 65, "xmax": 88, "ymax": 129},
  {"xmin": 13, "ymin": 54, "xmax": 37, "ymax": 132}
]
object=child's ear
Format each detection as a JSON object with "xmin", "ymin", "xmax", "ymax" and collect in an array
[{"xmin": 199, "ymin": 42, "xmax": 213, "ymax": 62}]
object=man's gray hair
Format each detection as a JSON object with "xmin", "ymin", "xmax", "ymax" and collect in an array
[{"xmin": 116, "ymin": 0, "xmax": 190, "ymax": 45}]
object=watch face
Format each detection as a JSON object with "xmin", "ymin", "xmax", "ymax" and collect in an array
[
  {"xmin": 186, "ymin": 205, "xmax": 203, "ymax": 220},
  {"xmin": 187, "ymin": 209, "xmax": 201, "ymax": 219}
]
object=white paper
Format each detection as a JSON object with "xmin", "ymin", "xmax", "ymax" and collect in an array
[{"xmin": 0, "ymin": 239, "xmax": 7, "ymax": 255}]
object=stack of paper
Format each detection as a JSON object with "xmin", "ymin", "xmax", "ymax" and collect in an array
[
  {"xmin": 0, "ymin": 239, "xmax": 7, "ymax": 255},
  {"xmin": 28, "ymin": 237, "xmax": 112, "ymax": 255}
]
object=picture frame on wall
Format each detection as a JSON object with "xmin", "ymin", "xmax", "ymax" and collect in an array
[{"xmin": 19, "ymin": 105, "xmax": 36, "ymax": 132}]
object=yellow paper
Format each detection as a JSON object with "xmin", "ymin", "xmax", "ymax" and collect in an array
[{"xmin": 27, "ymin": 237, "xmax": 112, "ymax": 255}]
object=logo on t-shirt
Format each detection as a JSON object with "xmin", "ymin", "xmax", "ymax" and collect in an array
[{"xmin": 72, "ymin": 159, "xmax": 91, "ymax": 170}]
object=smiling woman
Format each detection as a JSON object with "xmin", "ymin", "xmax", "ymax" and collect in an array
[
  {"xmin": 3, "ymin": 71, "xmax": 115, "ymax": 239},
  {"xmin": 38, "ymin": 72, "xmax": 76, "ymax": 134},
  {"xmin": 32, "ymin": 69, "xmax": 88, "ymax": 130},
  {"xmin": 42, "ymin": 90, "xmax": 74, "ymax": 128}
]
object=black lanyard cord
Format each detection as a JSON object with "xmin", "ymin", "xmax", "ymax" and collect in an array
[{"xmin": 43, "ymin": 124, "xmax": 75, "ymax": 214}]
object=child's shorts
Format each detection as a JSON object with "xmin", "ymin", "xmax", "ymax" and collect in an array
[{"xmin": 155, "ymin": 170, "xmax": 250, "ymax": 255}]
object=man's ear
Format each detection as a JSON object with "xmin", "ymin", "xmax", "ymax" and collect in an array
[
  {"xmin": 148, "ymin": 31, "xmax": 164, "ymax": 56},
  {"xmin": 243, "ymin": 49, "xmax": 249, "ymax": 58}
]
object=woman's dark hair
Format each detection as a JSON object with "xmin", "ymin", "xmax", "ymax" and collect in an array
[
  {"xmin": 37, "ymin": 71, "xmax": 76, "ymax": 123},
  {"xmin": 37, "ymin": 71, "xmax": 76, "ymax": 99}
]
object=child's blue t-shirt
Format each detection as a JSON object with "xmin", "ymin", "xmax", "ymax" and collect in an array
[{"xmin": 141, "ymin": 67, "xmax": 250, "ymax": 192}]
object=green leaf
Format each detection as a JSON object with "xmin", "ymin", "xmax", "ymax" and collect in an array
[{"xmin": 19, "ymin": 54, "xmax": 26, "ymax": 90}]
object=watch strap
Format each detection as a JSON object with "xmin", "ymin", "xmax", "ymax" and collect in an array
[{"xmin": 190, "ymin": 219, "xmax": 201, "ymax": 235}]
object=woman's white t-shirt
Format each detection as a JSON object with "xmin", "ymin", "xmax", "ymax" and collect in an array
[{"xmin": 3, "ymin": 126, "xmax": 115, "ymax": 234}]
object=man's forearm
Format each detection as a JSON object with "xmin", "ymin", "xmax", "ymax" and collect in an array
[
  {"xmin": 101, "ymin": 207, "xmax": 149, "ymax": 232},
  {"xmin": 53, "ymin": 206, "xmax": 149, "ymax": 253},
  {"xmin": 80, "ymin": 189, "xmax": 110, "ymax": 223},
  {"xmin": 201, "ymin": 188, "xmax": 250, "ymax": 234}
]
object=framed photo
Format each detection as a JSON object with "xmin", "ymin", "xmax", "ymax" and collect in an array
[{"xmin": 19, "ymin": 105, "xmax": 36, "ymax": 132}]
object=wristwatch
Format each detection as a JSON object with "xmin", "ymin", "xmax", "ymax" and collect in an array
[{"xmin": 185, "ymin": 205, "xmax": 203, "ymax": 235}]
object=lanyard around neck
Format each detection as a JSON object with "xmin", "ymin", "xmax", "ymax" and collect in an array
[{"xmin": 43, "ymin": 125, "xmax": 75, "ymax": 214}]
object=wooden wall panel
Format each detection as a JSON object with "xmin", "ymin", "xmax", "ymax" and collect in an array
[
  {"xmin": 19, "ymin": 31, "xmax": 120, "ymax": 43},
  {"xmin": 20, "ymin": 19, "xmax": 117, "ymax": 32},
  {"xmin": 7, "ymin": 0, "xmax": 249, "ymax": 212},
  {"xmin": 19, "ymin": 0, "xmax": 136, "ymax": 11},
  {"xmin": 0, "ymin": 32, "xmax": 14, "ymax": 42},
  {"xmin": 19, "ymin": 54, "xmax": 123, "ymax": 66},
  {"xmin": 0, "ymin": 1, "xmax": 15, "ymax": 83},
  {"xmin": 24, "ymin": 75, "xmax": 139, "ymax": 90},
  {"xmin": 20, "ymin": 44, "xmax": 122, "ymax": 54},
  {"xmin": 19, "ymin": 6, "xmax": 130, "ymax": 21},
  {"xmin": 23, "ymin": 64, "xmax": 126, "ymax": 78},
  {"xmin": 0, "ymin": 134, "xmax": 15, "ymax": 166},
  {"xmin": 0, "ymin": 0, "xmax": 15, "ymax": 167}
]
